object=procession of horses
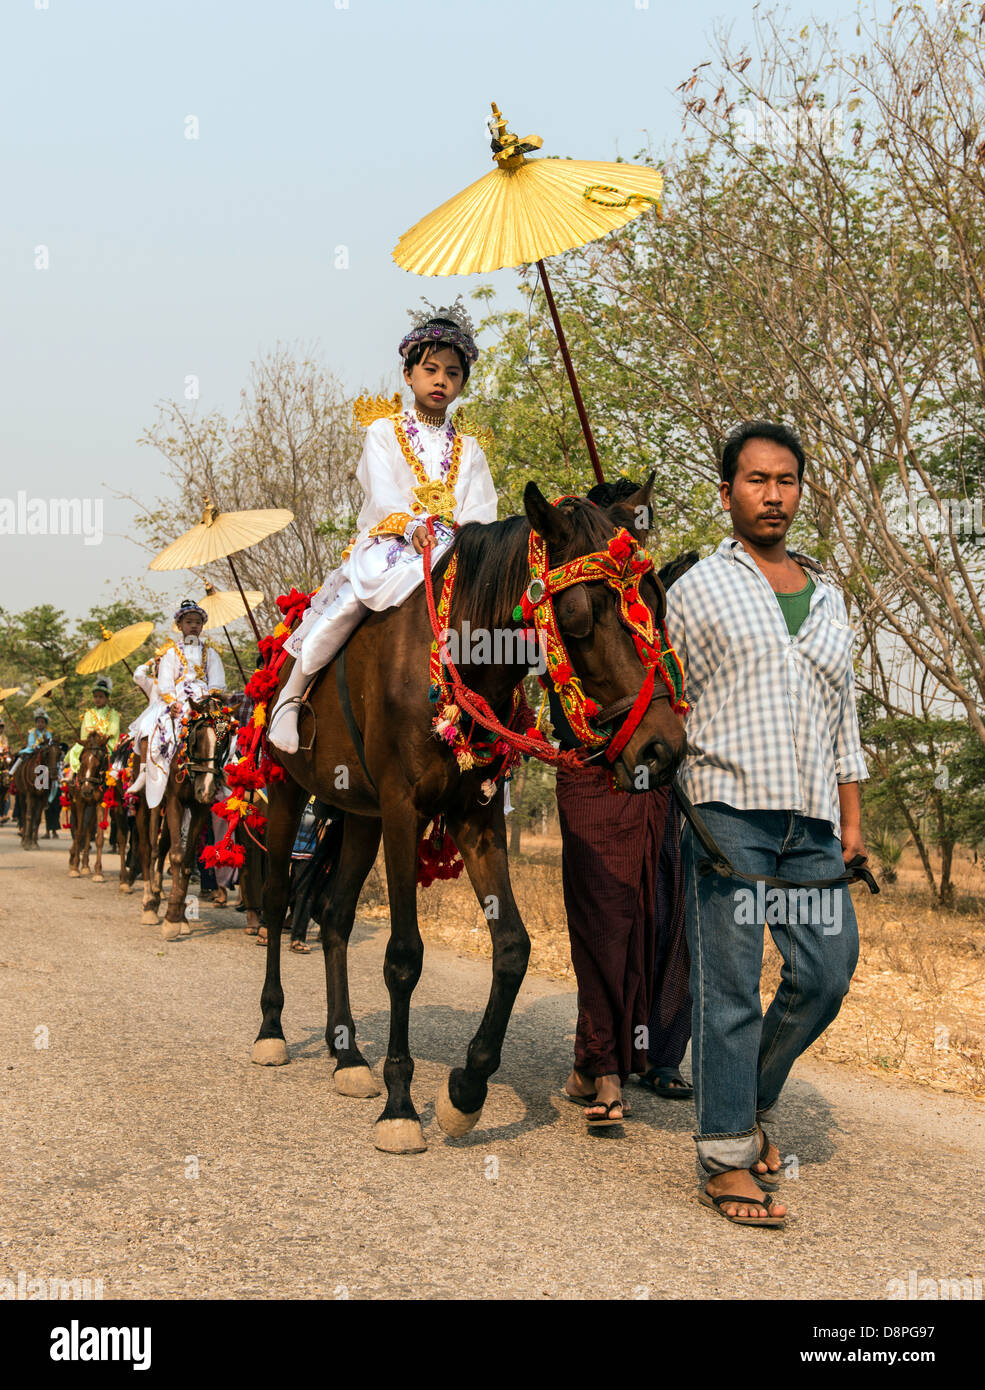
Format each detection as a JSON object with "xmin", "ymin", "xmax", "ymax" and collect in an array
[{"xmin": 2, "ymin": 463, "xmax": 691, "ymax": 1163}]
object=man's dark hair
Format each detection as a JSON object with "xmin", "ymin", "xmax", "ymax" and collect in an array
[
  {"xmin": 401, "ymin": 318, "xmax": 472, "ymax": 384},
  {"xmin": 586, "ymin": 477, "xmax": 639, "ymax": 507},
  {"xmin": 720, "ymin": 420, "xmax": 806, "ymax": 487}
]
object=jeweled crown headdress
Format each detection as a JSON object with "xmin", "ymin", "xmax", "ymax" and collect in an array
[{"xmin": 399, "ymin": 295, "xmax": 479, "ymax": 363}]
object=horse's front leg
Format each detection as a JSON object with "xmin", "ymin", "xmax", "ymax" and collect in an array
[
  {"xmin": 435, "ymin": 802, "xmax": 531, "ymax": 1137},
  {"xmin": 92, "ymin": 813, "xmax": 105, "ymax": 883},
  {"xmin": 139, "ymin": 802, "xmax": 161, "ymax": 924},
  {"xmin": 68, "ymin": 801, "xmax": 81, "ymax": 877},
  {"xmin": 374, "ymin": 802, "xmax": 427, "ymax": 1155},
  {"xmin": 253, "ymin": 775, "xmax": 307, "ymax": 1064},
  {"xmin": 162, "ymin": 797, "xmax": 199, "ymax": 940},
  {"xmin": 79, "ymin": 803, "xmax": 93, "ymax": 876}
]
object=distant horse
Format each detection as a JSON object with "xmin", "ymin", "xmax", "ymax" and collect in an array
[
  {"xmin": 254, "ymin": 481, "xmax": 687, "ymax": 1154},
  {"xmin": 14, "ymin": 740, "xmax": 60, "ymax": 849},
  {"xmin": 68, "ymin": 732, "xmax": 110, "ymax": 881},
  {"xmin": 133, "ymin": 696, "xmax": 234, "ymax": 940}
]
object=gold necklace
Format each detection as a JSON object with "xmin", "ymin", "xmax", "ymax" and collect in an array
[{"xmin": 414, "ymin": 404, "xmax": 447, "ymax": 428}]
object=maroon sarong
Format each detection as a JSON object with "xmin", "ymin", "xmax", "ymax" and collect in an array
[{"xmin": 556, "ymin": 764, "xmax": 676, "ymax": 1082}]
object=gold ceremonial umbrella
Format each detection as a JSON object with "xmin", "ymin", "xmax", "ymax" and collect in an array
[
  {"xmin": 171, "ymin": 583, "xmax": 265, "ymax": 683},
  {"xmin": 149, "ymin": 498, "xmax": 292, "ymax": 643},
  {"xmin": 0, "ymin": 685, "xmax": 21, "ymax": 702},
  {"xmin": 76, "ymin": 622, "xmax": 155, "ymax": 677},
  {"xmin": 26, "ymin": 676, "xmax": 67, "ymax": 706},
  {"xmin": 393, "ymin": 103, "xmax": 664, "ymax": 483}
]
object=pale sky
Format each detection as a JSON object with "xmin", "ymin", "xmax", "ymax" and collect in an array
[{"xmin": 0, "ymin": 0, "xmax": 870, "ymax": 621}]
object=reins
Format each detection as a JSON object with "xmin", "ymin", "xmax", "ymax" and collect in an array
[{"xmin": 674, "ymin": 783, "xmax": 879, "ymax": 894}]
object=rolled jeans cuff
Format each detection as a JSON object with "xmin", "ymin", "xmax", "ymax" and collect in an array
[
  {"xmin": 694, "ymin": 1128, "xmax": 760, "ymax": 1175},
  {"xmin": 756, "ymin": 1100, "xmax": 779, "ymax": 1131}
]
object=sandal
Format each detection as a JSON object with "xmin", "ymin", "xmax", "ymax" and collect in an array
[
  {"xmin": 637, "ymin": 1066, "xmax": 694, "ymax": 1099},
  {"xmin": 585, "ymin": 1097, "xmax": 631, "ymax": 1126},
  {"xmin": 698, "ymin": 1187, "xmax": 786, "ymax": 1227},
  {"xmin": 751, "ymin": 1126, "xmax": 782, "ymax": 1188},
  {"xmin": 290, "ymin": 940, "xmax": 311, "ymax": 953}
]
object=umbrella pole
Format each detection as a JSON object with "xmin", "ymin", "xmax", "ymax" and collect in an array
[
  {"xmin": 222, "ymin": 625, "xmax": 248, "ymax": 685},
  {"xmin": 536, "ymin": 259, "xmax": 605, "ymax": 485},
  {"xmin": 227, "ymin": 556, "xmax": 263, "ymax": 645}
]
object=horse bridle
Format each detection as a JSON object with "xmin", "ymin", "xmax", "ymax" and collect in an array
[
  {"xmin": 78, "ymin": 741, "xmax": 109, "ymax": 798},
  {"xmin": 180, "ymin": 706, "xmax": 233, "ymax": 779}
]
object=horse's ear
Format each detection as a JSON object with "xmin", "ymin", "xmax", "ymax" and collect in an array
[
  {"xmin": 524, "ymin": 482, "xmax": 571, "ymax": 546},
  {"xmin": 608, "ymin": 470, "xmax": 656, "ymax": 539}
]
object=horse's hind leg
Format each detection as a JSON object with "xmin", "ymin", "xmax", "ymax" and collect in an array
[
  {"xmin": 434, "ymin": 809, "xmax": 531, "ymax": 1138},
  {"xmin": 252, "ymin": 776, "xmax": 306, "ymax": 1065},
  {"xmin": 117, "ymin": 812, "xmax": 133, "ymax": 893},
  {"xmin": 322, "ymin": 815, "xmax": 383, "ymax": 1098},
  {"xmin": 374, "ymin": 806, "xmax": 427, "ymax": 1155}
]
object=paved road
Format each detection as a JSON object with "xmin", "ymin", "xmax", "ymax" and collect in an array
[{"xmin": 2, "ymin": 829, "xmax": 982, "ymax": 1300}]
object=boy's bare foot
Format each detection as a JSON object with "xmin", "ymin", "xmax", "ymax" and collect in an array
[{"xmin": 705, "ymin": 1168, "xmax": 788, "ymax": 1220}]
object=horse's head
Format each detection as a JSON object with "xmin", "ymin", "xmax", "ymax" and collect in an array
[
  {"xmin": 523, "ymin": 478, "xmax": 687, "ymax": 792},
  {"xmin": 78, "ymin": 732, "xmax": 109, "ymax": 803},
  {"xmin": 186, "ymin": 695, "xmax": 233, "ymax": 805}
]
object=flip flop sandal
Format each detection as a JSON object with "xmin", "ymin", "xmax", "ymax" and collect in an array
[
  {"xmin": 751, "ymin": 1127, "xmax": 782, "ymax": 1189},
  {"xmin": 698, "ymin": 1188, "xmax": 786, "ymax": 1227},
  {"xmin": 585, "ymin": 1098, "xmax": 631, "ymax": 1126},
  {"xmin": 637, "ymin": 1066, "xmax": 694, "ymax": 1099},
  {"xmin": 290, "ymin": 940, "xmax": 311, "ymax": 953},
  {"xmin": 561, "ymin": 1087, "xmax": 597, "ymax": 1107}
]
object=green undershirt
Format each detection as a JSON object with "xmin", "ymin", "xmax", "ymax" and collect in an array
[{"xmin": 775, "ymin": 576, "xmax": 815, "ymax": 636}]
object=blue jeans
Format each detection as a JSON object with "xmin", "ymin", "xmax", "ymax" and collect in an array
[{"xmin": 682, "ymin": 802, "xmax": 859, "ymax": 1175}]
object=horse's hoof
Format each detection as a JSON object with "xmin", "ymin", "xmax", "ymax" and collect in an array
[
  {"xmin": 91, "ymin": 874, "xmax": 105, "ymax": 883},
  {"xmin": 373, "ymin": 1119, "xmax": 427, "ymax": 1155},
  {"xmin": 68, "ymin": 868, "xmax": 80, "ymax": 878},
  {"xmin": 140, "ymin": 910, "xmax": 158, "ymax": 926},
  {"xmin": 435, "ymin": 1077, "xmax": 483, "ymax": 1137},
  {"xmin": 118, "ymin": 883, "xmax": 133, "ymax": 894},
  {"xmin": 333, "ymin": 1065, "xmax": 381, "ymax": 1098},
  {"xmin": 252, "ymin": 1038, "xmax": 289, "ymax": 1066},
  {"xmin": 161, "ymin": 921, "xmax": 183, "ymax": 941},
  {"xmin": 79, "ymin": 866, "xmax": 91, "ymax": 876}
]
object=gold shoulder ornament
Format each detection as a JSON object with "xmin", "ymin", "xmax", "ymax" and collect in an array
[
  {"xmin": 352, "ymin": 392, "xmax": 403, "ymax": 429},
  {"xmin": 453, "ymin": 409, "xmax": 494, "ymax": 458}
]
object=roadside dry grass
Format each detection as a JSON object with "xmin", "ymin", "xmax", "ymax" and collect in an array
[{"xmin": 363, "ymin": 837, "xmax": 985, "ymax": 1101}]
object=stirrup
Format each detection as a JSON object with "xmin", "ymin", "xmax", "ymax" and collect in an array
[{"xmin": 269, "ymin": 691, "xmax": 316, "ymax": 753}]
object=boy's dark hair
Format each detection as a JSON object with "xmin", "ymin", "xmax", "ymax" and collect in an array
[
  {"xmin": 720, "ymin": 420, "xmax": 806, "ymax": 487},
  {"xmin": 401, "ymin": 318, "xmax": 471, "ymax": 384}
]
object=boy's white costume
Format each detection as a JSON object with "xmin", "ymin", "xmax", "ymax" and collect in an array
[
  {"xmin": 270, "ymin": 302, "xmax": 497, "ymax": 754},
  {"xmin": 127, "ymin": 660, "xmax": 161, "ymax": 747},
  {"xmin": 144, "ymin": 609, "xmax": 226, "ymax": 808},
  {"xmin": 288, "ymin": 411, "xmax": 496, "ymax": 669}
]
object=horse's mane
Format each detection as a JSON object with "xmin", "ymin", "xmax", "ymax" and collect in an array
[{"xmin": 443, "ymin": 499, "xmax": 615, "ymax": 633}]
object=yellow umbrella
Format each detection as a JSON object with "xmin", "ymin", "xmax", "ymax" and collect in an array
[
  {"xmin": 0, "ymin": 685, "xmax": 22, "ymax": 702},
  {"xmin": 393, "ymin": 103, "xmax": 664, "ymax": 482},
  {"xmin": 149, "ymin": 497, "xmax": 292, "ymax": 642},
  {"xmin": 26, "ymin": 677, "xmax": 67, "ymax": 706},
  {"xmin": 76, "ymin": 622, "xmax": 155, "ymax": 677}
]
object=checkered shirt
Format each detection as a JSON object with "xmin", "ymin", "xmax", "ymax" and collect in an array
[{"xmin": 664, "ymin": 537, "xmax": 868, "ymax": 836}]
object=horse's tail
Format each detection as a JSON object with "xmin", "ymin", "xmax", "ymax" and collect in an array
[{"xmin": 297, "ymin": 809, "xmax": 346, "ymax": 931}]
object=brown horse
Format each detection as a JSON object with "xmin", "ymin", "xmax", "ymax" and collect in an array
[
  {"xmin": 133, "ymin": 696, "xmax": 233, "ymax": 940},
  {"xmin": 14, "ymin": 740, "xmax": 60, "ymax": 849},
  {"xmin": 68, "ymin": 733, "xmax": 111, "ymax": 881},
  {"xmin": 254, "ymin": 481, "xmax": 687, "ymax": 1154}
]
